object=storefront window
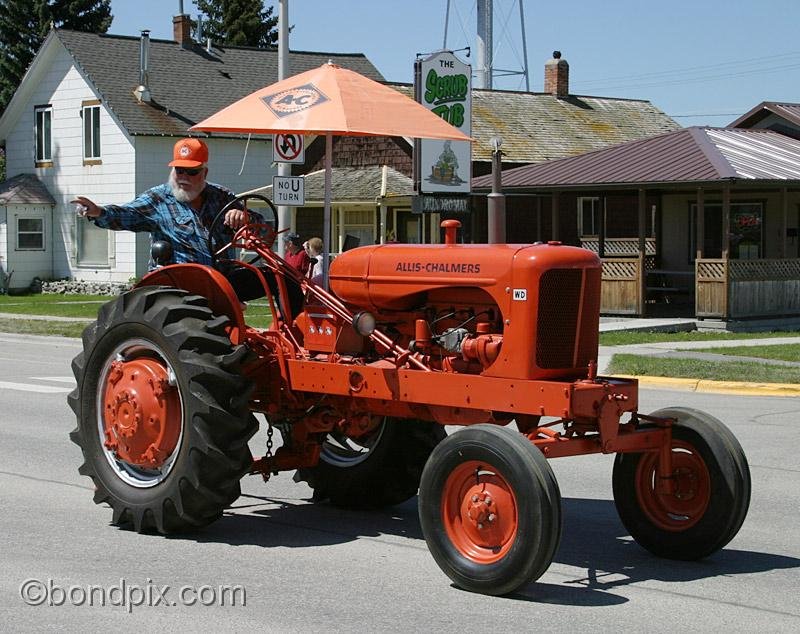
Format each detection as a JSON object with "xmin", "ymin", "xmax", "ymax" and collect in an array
[{"xmin": 690, "ymin": 201, "xmax": 764, "ymax": 259}]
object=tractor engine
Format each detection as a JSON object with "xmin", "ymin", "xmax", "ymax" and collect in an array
[{"xmin": 325, "ymin": 231, "xmax": 602, "ymax": 381}]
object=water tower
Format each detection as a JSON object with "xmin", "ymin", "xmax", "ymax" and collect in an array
[{"xmin": 443, "ymin": 0, "xmax": 530, "ymax": 90}]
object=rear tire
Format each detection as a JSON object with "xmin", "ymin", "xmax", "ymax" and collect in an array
[
  {"xmin": 68, "ymin": 286, "xmax": 258, "ymax": 533},
  {"xmin": 418, "ymin": 425, "xmax": 561, "ymax": 596},
  {"xmin": 612, "ymin": 407, "xmax": 750, "ymax": 560},
  {"xmin": 296, "ymin": 418, "xmax": 446, "ymax": 508}
]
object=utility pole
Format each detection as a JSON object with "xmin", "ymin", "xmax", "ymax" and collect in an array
[
  {"xmin": 487, "ymin": 136, "xmax": 505, "ymax": 243},
  {"xmin": 277, "ymin": 0, "xmax": 290, "ymax": 256}
]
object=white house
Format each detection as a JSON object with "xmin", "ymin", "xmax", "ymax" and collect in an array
[{"xmin": 0, "ymin": 18, "xmax": 382, "ymax": 291}]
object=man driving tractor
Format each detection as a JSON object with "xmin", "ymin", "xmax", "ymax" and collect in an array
[{"xmin": 72, "ymin": 137, "xmax": 303, "ymax": 314}]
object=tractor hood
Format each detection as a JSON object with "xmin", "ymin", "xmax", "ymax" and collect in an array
[{"xmin": 329, "ymin": 242, "xmax": 600, "ymax": 312}]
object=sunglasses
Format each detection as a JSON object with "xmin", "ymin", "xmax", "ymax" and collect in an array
[{"xmin": 175, "ymin": 166, "xmax": 204, "ymax": 176}]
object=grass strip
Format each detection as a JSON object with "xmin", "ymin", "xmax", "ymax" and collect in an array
[
  {"xmin": 692, "ymin": 343, "xmax": 800, "ymax": 362},
  {"xmin": 600, "ymin": 329, "xmax": 800, "ymax": 346},
  {"xmin": 607, "ymin": 353, "xmax": 800, "ymax": 384},
  {"xmin": 0, "ymin": 294, "xmax": 107, "ymax": 318},
  {"xmin": 0, "ymin": 318, "xmax": 90, "ymax": 338}
]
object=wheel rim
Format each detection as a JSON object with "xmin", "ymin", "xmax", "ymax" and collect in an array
[
  {"xmin": 634, "ymin": 441, "xmax": 711, "ymax": 531},
  {"xmin": 96, "ymin": 339, "xmax": 183, "ymax": 488},
  {"xmin": 319, "ymin": 418, "xmax": 386, "ymax": 468},
  {"xmin": 442, "ymin": 460, "xmax": 518, "ymax": 564}
]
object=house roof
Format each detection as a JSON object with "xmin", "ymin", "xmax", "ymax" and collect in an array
[
  {"xmin": 245, "ymin": 165, "xmax": 412, "ymax": 203},
  {"xmin": 390, "ymin": 84, "xmax": 679, "ymax": 163},
  {"xmin": 0, "ymin": 174, "xmax": 55, "ymax": 205},
  {"xmin": 472, "ymin": 127, "xmax": 800, "ymax": 190},
  {"xmin": 53, "ymin": 29, "xmax": 384, "ymax": 137},
  {"xmin": 728, "ymin": 101, "xmax": 800, "ymax": 129}
]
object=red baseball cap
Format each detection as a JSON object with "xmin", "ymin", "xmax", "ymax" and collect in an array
[{"xmin": 168, "ymin": 138, "xmax": 208, "ymax": 167}]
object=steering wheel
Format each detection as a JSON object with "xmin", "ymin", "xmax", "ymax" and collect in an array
[{"xmin": 207, "ymin": 193, "xmax": 279, "ymax": 265}]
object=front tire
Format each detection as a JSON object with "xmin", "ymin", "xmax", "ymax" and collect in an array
[
  {"xmin": 418, "ymin": 425, "xmax": 562, "ymax": 596},
  {"xmin": 612, "ymin": 407, "xmax": 750, "ymax": 560},
  {"xmin": 68, "ymin": 286, "xmax": 258, "ymax": 533}
]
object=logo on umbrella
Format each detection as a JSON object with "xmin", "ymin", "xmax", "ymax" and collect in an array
[{"xmin": 262, "ymin": 83, "xmax": 330, "ymax": 118}]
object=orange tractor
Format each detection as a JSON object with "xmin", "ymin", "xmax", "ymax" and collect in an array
[{"xmin": 69, "ymin": 196, "xmax": 750, "ymax": 596}]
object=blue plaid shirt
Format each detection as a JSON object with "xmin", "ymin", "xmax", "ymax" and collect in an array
[{"xmin": 92, "ymin": 182, "xmax": 248, "ymax": 269}]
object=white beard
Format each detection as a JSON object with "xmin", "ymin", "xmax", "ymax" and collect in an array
[{"xmin": 169, "ymin": 169, "xmax": 205, "ymax": 203}]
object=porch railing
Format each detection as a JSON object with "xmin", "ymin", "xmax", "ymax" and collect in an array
[
  {"xmin": 696, "ymin": 258, "xmax": 800, "ymax": 318},
  {"xmin": 600, "ymin": 256, "xmax": 643, "ymax": 315},
  {"xmin": 582, "ymin": 237, "xmax": 656, "ymax": 256}
]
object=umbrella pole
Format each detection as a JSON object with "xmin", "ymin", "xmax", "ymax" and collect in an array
[{"xmin": 322, "ymin": 132, "xmax": 332, "ymax": 290}]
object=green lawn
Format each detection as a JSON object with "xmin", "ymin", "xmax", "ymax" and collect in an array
[
  {"xmin": 0, "ymin": 318, "xmax": 90, "ymax": 338},
  {"xmin": 0, "ymin": 294, "xmax": 107, "ymax": 318},
  {"xmin": 599, "ymin": 329, "xmax": 800, "ymax": 346},
  {"xmin": 693, "ymin": 343, "xmax": 800, "ymax": 362},
  {"xmin": 0, "ymin": 293, "xmax": 274, "ymax": 335},
  {"xmin": 607, "ymin": 353, "xmax": 800, "ymax": 384}
]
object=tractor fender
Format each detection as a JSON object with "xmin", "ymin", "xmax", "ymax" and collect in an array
[{"xmin": 136, "ymin": 264, "xmax": 246, "ymax": 344}]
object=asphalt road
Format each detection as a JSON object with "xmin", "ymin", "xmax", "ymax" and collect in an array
[{"xmin": 1, "ymin": 333, "xmax": 798, "ymax": 632}]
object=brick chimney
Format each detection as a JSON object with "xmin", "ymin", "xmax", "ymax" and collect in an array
[
  {"xmin": 173, "ymin": 13, "xmax": 192, "ymax": 48},
  {"xmin": 544, "ymin": 51, "xmax": 569, "ymax": 98}
]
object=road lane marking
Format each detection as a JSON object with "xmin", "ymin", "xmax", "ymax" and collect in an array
[
  {"xmin": 31, "ymin": 376, "xmax": 76, "ymax": 384},
  {"xmin": 0, "ymin": 380, "xmax": 73, "ymax": 394}
]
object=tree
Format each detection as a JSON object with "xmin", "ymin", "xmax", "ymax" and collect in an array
[
  {"xmin": 38, "ymin": 1, "xmax": 112, "ymax": 37},
  {"xmin": 193, "ymin": 0, "xmax": 278, "ymax": 48},
  {"xmin": 0, "ymin": 0, "xmax": 112, "ymax": 114},
  {"xmin": 0, "ymin": 1, "xmax": 42, "ymax": 114}
]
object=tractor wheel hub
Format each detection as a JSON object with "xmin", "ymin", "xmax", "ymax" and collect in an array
[{"xmin": 102, "ymin": 359, "xmax": 180, "ymax": 468}]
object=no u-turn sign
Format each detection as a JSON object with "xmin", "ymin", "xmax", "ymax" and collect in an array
[
  {"xmin": 272, "ymin": 175, "xmax": 305, "ymax": 206},
  {"xmin": 273, "ymin": 133, "xmax": 305, "ymax": 163}
]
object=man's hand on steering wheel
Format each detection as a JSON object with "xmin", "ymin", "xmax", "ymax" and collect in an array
[
  {"xmin": 208, "ymin": 193, "xmax": 280, "ymax": 266},
  {"xmin": 223, "ymin": 208, "xmax": 249, "ymax": 230}
]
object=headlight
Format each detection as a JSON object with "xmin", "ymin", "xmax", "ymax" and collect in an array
[{"xmin": 352, "ymin": 311, "xmax": 376, "ymax": 336}]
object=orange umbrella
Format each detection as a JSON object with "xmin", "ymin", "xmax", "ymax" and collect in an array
[{"xmin": 191, "ymin": 62, "xmax": 471, "ymax": 286}]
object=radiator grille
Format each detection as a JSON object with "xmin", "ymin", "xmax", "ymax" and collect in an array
[
  {"xmin": 576, "ymin": 267, "xmax": 601, "ymax": 367},
  {"xmin": 536, "ymin": 269, "xmax": 583, "ymax": 368}
]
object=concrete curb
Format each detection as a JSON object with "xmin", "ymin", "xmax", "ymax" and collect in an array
[{"xmin": 614, "ymin": 374, "xmax": 800, "ymax": 397}]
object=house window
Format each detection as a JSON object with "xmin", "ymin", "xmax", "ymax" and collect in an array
[
  {"xmin": 689, "ymin": 201, "xmax": 764, "ymax": 260},
  {"xmin": 16, "ymin": 217, "xmax": 44, "ymax": 250},
  {"xmin": 82, "ymin": 101, "xmax": 101, "ymax": 162},
  {"xmin": 341, "ymin": 208, "xmax": 375, "ymax": 249},
  {"xmin": 77, "ymin": 220, "xmax": 110, "ymax": 266},
  {"xmin": 578, "ymin": 197, "xmax": 602, "ymax": 237},
  {"xmin": 34, "ymin": 105, "xmax": 52, "ymax": 166}
]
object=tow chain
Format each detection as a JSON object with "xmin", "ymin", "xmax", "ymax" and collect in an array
[{"xmin": 262, "ymin": 423, "xmax": 275, "ymax": 482}]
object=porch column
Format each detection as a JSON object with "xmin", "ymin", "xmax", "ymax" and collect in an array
[
  {"xmin": 721, "ymin": 186, "xmax": 731, "ymax": 259},
  {"xmin": 598, "ymin": 197, "xmax": 606, "ymax": 259},
  {"xmin": 780, "ymin": 187, "xmax": 788, "ymax": 258},
  {"xmin": 551, "ymin": 191, "xmax": 559, "ymax": 240},
  {"xmin": 637, "ymin": 188, "xmax": 646, "ymax": 256},
  {"xmin": 695, "ymin": 187, "xmax": 704, "ymax": 260},
  {"xmin": 536, "ymin": 196, "xmax": 542, "ymax": 241},
  {"xmin": 379, "ymin": 202, "xmax": 388, "ymax": 244},
  {"xmin": 638, "ymin": 189, "xmax": 646, "ymax": 316}
]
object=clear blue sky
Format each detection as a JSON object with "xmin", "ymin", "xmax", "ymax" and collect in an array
[{"xmin": 109, "ymin": 0, "xmax": 799, "ymax": 128}]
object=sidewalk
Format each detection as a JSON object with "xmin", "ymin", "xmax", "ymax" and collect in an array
[{"xmin": 598, "ymin": 335, "xmax": 800, "ymax": 397}]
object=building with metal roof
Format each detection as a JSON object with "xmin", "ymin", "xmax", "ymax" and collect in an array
[{"xmin": 472, "ymin": 127, "xmax": 800, "ymax": 320}]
